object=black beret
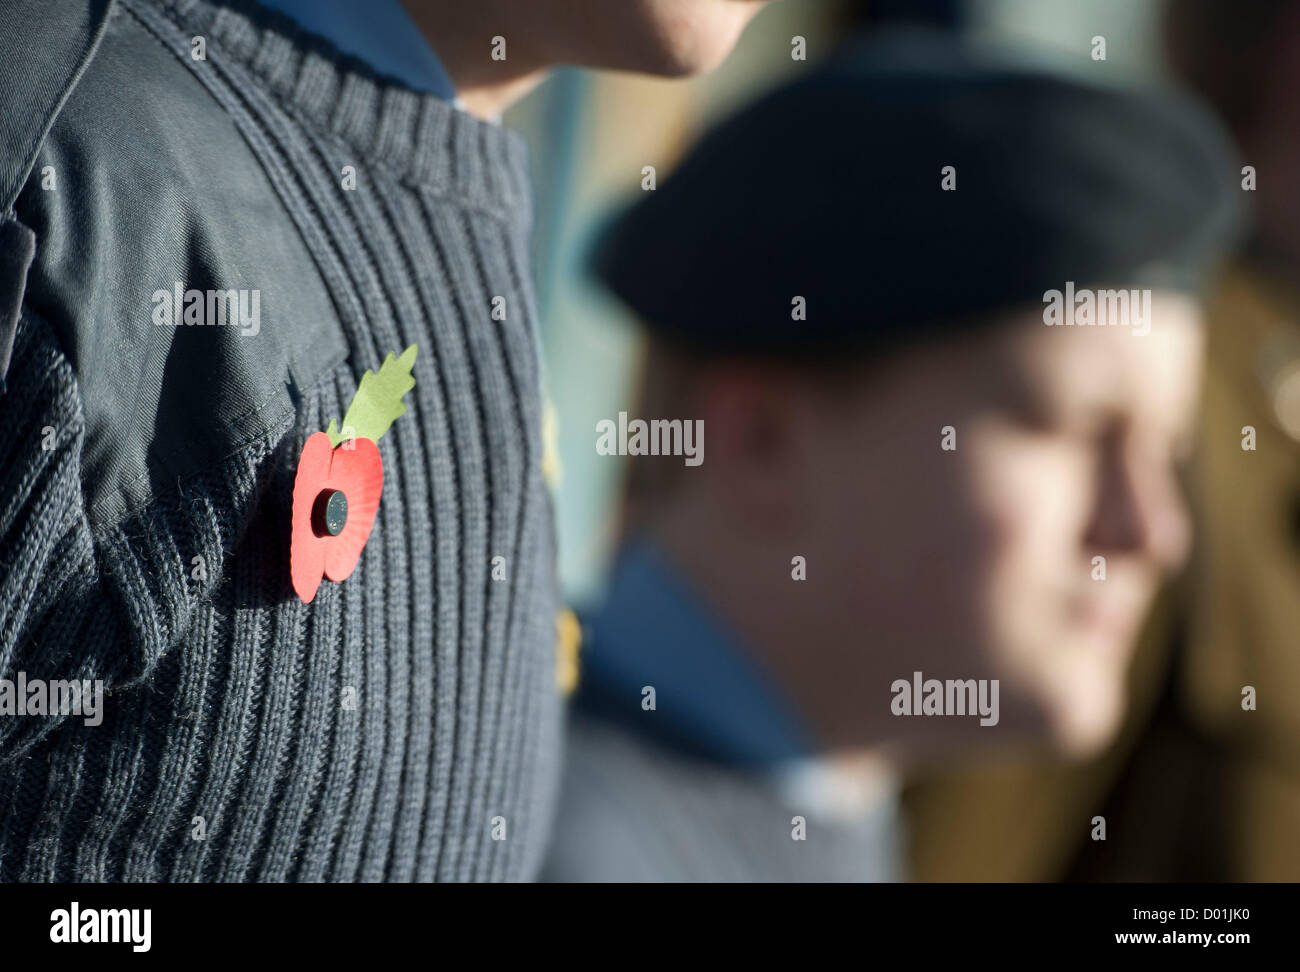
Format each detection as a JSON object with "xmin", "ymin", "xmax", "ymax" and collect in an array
[{"xmin": 592, "ymin": 29, "xmax": 1245, "ymax": 356}]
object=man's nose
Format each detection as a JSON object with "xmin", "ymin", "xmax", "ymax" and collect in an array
[{"xmin": 1085, "ymin": 435, "xmax": 1192, "ymax": 573}]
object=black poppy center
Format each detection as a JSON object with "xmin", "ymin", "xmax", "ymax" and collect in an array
[{"xmin": 312, "ymin": 488, "xmax": 348, "ymax": 537}]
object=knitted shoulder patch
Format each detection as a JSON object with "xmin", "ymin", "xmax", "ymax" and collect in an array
[{"xmin": 290, "ymin": 344, "xmax": 418, "ymax": 603}]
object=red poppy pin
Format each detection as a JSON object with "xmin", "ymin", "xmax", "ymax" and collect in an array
[{"xmin": 290, "ymin": 344, "xmax": 418, "ymax": 603}]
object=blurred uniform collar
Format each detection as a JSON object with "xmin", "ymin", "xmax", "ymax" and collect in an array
[
  {"xmin": 576, "ymin": 535, "xmax": 900, "ymax": 828},
  {"xmin": 255, "ymin": 0, "xmax": 458, "ymax": 100}
]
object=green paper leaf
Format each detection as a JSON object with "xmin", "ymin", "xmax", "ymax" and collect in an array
[{"xmin": 327, "ymin": 344, "xmax": 418, "ymax": 447}]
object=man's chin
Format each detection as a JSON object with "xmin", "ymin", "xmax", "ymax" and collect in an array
[
  {"xmin": 616, "ymin": 1, "xmax": 764, "ymax": 77},
  {"xmin": 1047, "ymin": 679, "xmax": 1128, "ymax": 759}
]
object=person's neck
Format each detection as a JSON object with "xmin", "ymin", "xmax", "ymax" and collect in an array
[
  {"xmin": 650, "ymin": 506, "xmax": 843, "ymax": 736},
  {"xmin": 455, "ymin": 73, "xmax": 548, "ymax": 120},
  {"xmin": 400, "ymin": 1, "xmax": 548, "ymax": 119},
  {"xmin": 651, "ymin": 506, "xmax": 917, "ymax": 768}
]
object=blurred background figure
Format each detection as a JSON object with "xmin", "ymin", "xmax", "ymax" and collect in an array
[
  {"xmin": 509, "ymin": 0, "xmax": 1296, "ymax": 881},
  {"xmin": 530, "ymin": 25, "xmax": 1240, "ymax": 880},
  {"xmin": 892, "ymin": 0, "xmax": 1300, "ymax": 883}
]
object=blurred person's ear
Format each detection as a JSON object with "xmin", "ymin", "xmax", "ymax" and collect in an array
[{"xmin": 692, "ymin": 363, "xmax": 813, "ymax": 532}]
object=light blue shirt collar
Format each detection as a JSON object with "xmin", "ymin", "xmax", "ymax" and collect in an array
[{"xmin": 256, "ymin": 0, "xmax": 456, "ymax": 99}]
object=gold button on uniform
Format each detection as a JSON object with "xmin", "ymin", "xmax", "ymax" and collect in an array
[{"xmin": 555, "ymin": 608, "xmax": 581, "ymax": 696}]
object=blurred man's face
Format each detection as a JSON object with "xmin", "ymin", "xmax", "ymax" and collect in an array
[{"xmin": 778, "ymin": 292, "xmax": 1203, "ymax": 758}]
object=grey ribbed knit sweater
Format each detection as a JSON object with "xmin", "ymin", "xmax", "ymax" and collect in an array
[{"xmin": 0, "ymin": 0, "xmax": 561, "ymax": 881}]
